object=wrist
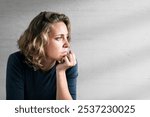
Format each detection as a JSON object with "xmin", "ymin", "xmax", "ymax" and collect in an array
[
  {"xmin": 56, "ymin": 69, "xmax": 66, "ymax": 79},
  {"xmin": 56, "ymin": 67, "xmax": 66, "ymax": 72}
]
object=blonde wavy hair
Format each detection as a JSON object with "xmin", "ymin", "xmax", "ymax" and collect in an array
[{"xmin": 18, "ymin": 11, "xmax": 71, "ymax": 71}]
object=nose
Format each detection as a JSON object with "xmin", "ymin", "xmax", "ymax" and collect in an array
[{"xmin": 63, "ymin": 37, "xmax": 70, "ymax": 48}]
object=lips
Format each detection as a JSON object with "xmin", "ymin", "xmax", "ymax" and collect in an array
[
  {"xmin": 62, "ymin": 49, "xmax": 70, "ymax": 54},
  {"xmin": 62, "ymin": 51, "xmax": 68, "ymax": 55}
]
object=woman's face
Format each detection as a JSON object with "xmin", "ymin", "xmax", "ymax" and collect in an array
[{"xmin": 45, "ymin": 21, "xmax": 70, "ymax": 62}]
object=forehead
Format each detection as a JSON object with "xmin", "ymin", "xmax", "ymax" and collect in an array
[{"xmin": 50, "ymin": 22, "xmax": 68, "ymax": 36}]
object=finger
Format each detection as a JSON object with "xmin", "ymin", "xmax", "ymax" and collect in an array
[
  {"xmin": 57, "ymin": 58, "xmax": 64, "ymax": 64},
  {"xmin": 68, "ymin": 51, "xmax": 76, "ymax": 66},
  {"xmin": 57, "ymin": 60, "xmax": 61, "ymax": 64},
  {"xmin": 68, "ymin": 51, "xmax": 73, "ymax": 63},
  {"xmin": 70, "ymin": 51, "xmax": 76, "ymax": 65},
  {"xmin": 64, "ymin": 56, "xmax": 71, "ymax": 66},
  {"xmin": 72, "ymin": 52, "xmax": 76, "ymax": 65}
]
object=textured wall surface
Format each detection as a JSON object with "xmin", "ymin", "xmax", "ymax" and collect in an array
[{"xmin": 1, "ymin": 0, "xmax": 150, "ymax": 99}]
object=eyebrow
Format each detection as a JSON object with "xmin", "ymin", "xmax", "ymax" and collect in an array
[{"xmin": 54, "ymin": 34, "xmax": 69, "ymax": 37}]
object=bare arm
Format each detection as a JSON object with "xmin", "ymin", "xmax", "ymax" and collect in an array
[
  {"xmin": 56, "ymin": 70, "xmax": 72, "ymax": 100},
  {"xmin": 56, "ymin": 51, "xmax": 76, "ymax": 100}
]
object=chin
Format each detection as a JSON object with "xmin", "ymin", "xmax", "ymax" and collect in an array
[{"xmin": 56, "ymin": 56, "xmax": 62, "ymax": 61}]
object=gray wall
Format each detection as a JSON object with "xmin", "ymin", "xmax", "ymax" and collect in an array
[{"xmin": 1, "ymin": 0, "xmax": 150, "ymax": 99}]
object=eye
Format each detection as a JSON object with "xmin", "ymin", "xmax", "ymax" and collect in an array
[
  {"xmin": 55, "ymin": 37, "xmax": 62, "ymax": 41},
  {"xmin": 67, "ymin": 36, "xmax": 70, "ymax": 42}
]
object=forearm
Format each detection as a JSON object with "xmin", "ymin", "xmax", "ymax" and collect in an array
[{"xmin": 56, "ymin": 70, "xmax": 72, "ymax": 100}]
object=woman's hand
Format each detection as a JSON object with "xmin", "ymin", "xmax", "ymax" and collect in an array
[
  {"xmin": 56, "ymin": 51, "xmax": 76, "ymax": 71},
  {"xmin": 56, "ymin": 50, "xmax": 76, "ymax": 100}
]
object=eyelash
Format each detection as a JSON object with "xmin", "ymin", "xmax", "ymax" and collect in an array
[
  {"xmin": 55, "ymin": 36, "xmax": 69, "ymax": 41},
  {"xmin": 55, "ymin": 37, "xmax": 62, "ymax": 41}
]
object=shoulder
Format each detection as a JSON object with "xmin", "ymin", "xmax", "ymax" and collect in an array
[
  {"xmin": 8, "ymin": 51, "xmax": 24, "ymax": 60},
  {"xmin": 7, "ymin": 51, "xmax": 25, "ymax": 69},
  {"xmin": 66, "ymin": 63, "xmax": 78, "ymax": 78}
]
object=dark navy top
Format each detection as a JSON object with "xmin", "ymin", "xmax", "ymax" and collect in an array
[{"xmin": 6, "ymin": 51, "xmax": 78, "ymax": 100}]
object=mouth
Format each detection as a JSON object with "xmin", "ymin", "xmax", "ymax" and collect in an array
[
  {"xmin": 62, "ymin": 49, "xmax": 70, "ymax": 55},
  {"xmin": 58, "ymin": 50, "xmax": 70, "ymax": 63}
]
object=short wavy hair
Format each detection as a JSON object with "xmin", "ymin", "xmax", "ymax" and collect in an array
[{"xmin": 18, "ymin": 11, "xmax": 71, "ymax": 71}]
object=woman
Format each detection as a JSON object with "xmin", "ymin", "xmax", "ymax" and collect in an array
[{"xmin": 6, "ymin": 11, "xmax": 78, "ymax": 100}]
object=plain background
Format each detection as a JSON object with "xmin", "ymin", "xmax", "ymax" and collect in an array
[{"xmin": 1, "ymin": 0, "xmax": 150, "ymax": 99}]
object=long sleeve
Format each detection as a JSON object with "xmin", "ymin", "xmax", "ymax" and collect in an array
[
  {"xmin": 66, "ymin": 63, "xmax": 78, "ymax": 100},
  {"xmin": 6, "ymin": 53, "xmax": 25, "ymax": 100}
]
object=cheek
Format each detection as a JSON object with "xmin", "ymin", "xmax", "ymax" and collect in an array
[
  {"xmin": 50, "ymin": 44, "xmax": 61, "ymax": 52},
  {"xmin": 45, "ymin": 43, "xmax": 61, "ymax": 56}
]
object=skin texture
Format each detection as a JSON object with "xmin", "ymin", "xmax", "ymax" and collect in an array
[{"xmin": 45, "ymin": 22, "xmax": 76, "ymax": 99}]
